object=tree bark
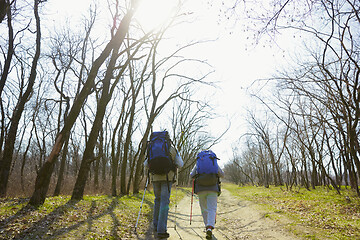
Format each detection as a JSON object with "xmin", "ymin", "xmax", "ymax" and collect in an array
[{"xmin": 53, "ymin": 133, "xmax": 70, "ymax": 196}]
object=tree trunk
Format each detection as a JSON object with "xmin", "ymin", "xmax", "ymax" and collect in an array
[
  {"xmin": 29, "ymin": 134, "xmax": 63, "ymax": 206},
  {"xmin": 71, "ymin": 147, "xmax": 95, "ymax": 200},
  {"xmin": 71, "ymin": 13, "xmax": 139, "ymax": 199},
  {"xmin": 0, "ymin": 0, "xmax": 41, "ymax": 197},
  {"xmin": 268, "ymin": 149, "xmax": 280, "ymax": 186},
  {"xmin": 111, "ymin": 150, "xmax": 119, "ymax": 196},
  {"xmin": 132, "ymin": 128, "xmax": 151, "ymax": 194},
  {"xmin": 310, "ymin": 158, "xmax": 318, "ymax": 189},
  {"xmin": 126, "ymin": 147, "xmax": 136, "ymax": 194},
  {"xmin": 110, "ymin": 88, "xmax": 130, "ymax": 196},
  {"xmin": 0, "ymin": 0, "xmax": 13, "ymax": 96},
  {"xmin": 111, "ymin": 121, "xmax": 122, "ymax": 196},
  {"xmin": 94, "ymin": 155, "xmax": 100, "ymax": 190},
  {"xmin": 72, "ymin": 41, "xmax": 120, "ymax": 200},
  {"xmin": 53, "ymin": 133, "xmax": 70, "ymax": 196},
  {"xmin": 29, "ymin": 8, "xmax": 135, "ymax": 206},
  {"xmin": 120, "ymin": 104, "xmax": 136, "ymax": 195}
]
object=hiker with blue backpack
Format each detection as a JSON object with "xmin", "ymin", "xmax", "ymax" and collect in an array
[
  {"xmin": 190, "ymin": 150, "xmax": 225, "ymax": 239},
  {"xmin": 144, "ymin": 131, "xmax": 183, "ymax": 239}
]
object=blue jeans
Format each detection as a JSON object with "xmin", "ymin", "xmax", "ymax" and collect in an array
[{"xmin": 152, "ymin": 181, "xmax": 172, "ymax": 233}]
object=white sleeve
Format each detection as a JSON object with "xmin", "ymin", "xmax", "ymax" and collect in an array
[
  {"xmin": 174, "ymin": 150, "xmax": 184, "ymax": 168},
  {"xmin": 218, "ymin": 167, "xmax": 225, "ymax": 178},
  {"xmin": 190, "ymin": 165, "xmax": 197, "ymax": 178}
]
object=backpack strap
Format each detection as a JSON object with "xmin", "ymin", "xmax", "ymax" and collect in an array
[
  {"xmin": 173, "ymin": 168, "xmax": 178, "ymax": 183},
  {"xmin": 217, "ymin": 175, "xmax": 221, "ymax": 196},
  {"xmin": 166, "ymin": 174, "xmax": 170, "ymax": 193},
  {"xmin": 166, "ymin": 166, "xmax": 178, "ymax": 193}
]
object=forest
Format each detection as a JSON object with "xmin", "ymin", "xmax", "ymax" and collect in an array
[
  {"xmin": 224, "ymin": 0, "xmax": 360, "ymax": 197},
  {"xmin": 0, "ymin": 0, "xmax": 359, "ymax": 211}
]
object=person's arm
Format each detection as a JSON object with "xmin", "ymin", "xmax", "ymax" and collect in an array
[
  {"xmin": 190, "ymin": 165, "xmax": 197, "ymax": 178},
  {"xmin": 174, "ymin": 150, "xmax": 184, "ymax": 168},
  {"xmin": 218, "ymin": 166, "xmax": 225, "ymax": 178},
  {"xmin": 170, "ymin": 147, "xmax": 184, "ymax": 168}
]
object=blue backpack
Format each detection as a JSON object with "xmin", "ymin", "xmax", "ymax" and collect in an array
[
  {"xmin": 196, "ymin": 150, "xmax": 219, "ymax": 186},
  {"xmin": 197, "ymin": 150, "xmax": 219, "ymax": 174},
  {"xmin": 147, "ymin": 131, "xmax": 175, "ymax": 175}
]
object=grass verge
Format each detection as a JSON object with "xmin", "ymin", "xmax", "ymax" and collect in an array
[
  {"xmin": 223, "ymin": 183, "xmax": 360, "ymax": 240},
  {"xmin": 0, "ymin": 186, "xmax": 185, "ymax": 240}
]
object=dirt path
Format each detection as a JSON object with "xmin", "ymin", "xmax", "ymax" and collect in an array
[{"xmin": 141, "ymin": 188, "xmax": 301, "ymax": 239}]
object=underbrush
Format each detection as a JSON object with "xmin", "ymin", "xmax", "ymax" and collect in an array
[
  {"xmin": 0, "ymin": 187, "xmax": 185, "ymax": 239},
  {"xmin": 224, "ymin": 183, "xmax": 360, "ymax": 240}
]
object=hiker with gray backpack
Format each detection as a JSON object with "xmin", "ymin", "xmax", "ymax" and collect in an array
[
  {"xmin": 144, "ymin": 130, "xmax": 183, "ymax": 239},
  {"xmin": 190, "ymin": 150, "xmax": 225, "ymax": 239}
]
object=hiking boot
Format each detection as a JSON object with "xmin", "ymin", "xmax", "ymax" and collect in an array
[
  {"xmin": 156, "ymin": 232, "xmax": 170, "ymax": 239},
  {"xmin": 206, "ymin": 228, "xmax": 212, "ymax": 239}
]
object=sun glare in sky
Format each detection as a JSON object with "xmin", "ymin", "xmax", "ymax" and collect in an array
[
  {"xmin": 134, "ymin": 0, "xmax": 178, "ymax": 31},
  {"xmin": 44, "ymin": 0, "xmax": 297, "ymax": 162}
]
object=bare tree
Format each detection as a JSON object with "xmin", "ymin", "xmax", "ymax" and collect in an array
[
  {"xmin": 109, "ymin": 84, "xmax": 132, "ymax": 196},
  {"xmin": 131, "ymin": 36, "xmax": 215, "ymax": 193},
  {"xmin": 169, "ymin": 93, "xmax": 221, "ymax": 185},
  {"xmin": 71, "ymin": 8, "xmax": 144, "ymax": 200},
  {"xmin": 119, "ymin": 41, "xmax": 149, "ymax": 195},
  {"xmin": 247, "ymin": 112, "xmax": 284, "ymax": 186},
  {"xmin": 29, "ymin": 1, "xmax": 137, "ymax": 206},
  {"xmin": 230, "ymin": 0, "xmax": 360, "ymax": 197},
  {"xmin": 0, "ymin": 0, "xmax": 43, "ymax": 197}
]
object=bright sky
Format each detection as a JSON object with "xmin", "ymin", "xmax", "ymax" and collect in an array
[{"xmin": 45, "ymin": 0, "xmax": 299, "ymax": 165}]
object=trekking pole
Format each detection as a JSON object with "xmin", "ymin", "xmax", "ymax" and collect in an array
[
  {"xmin": 174, "ymin": 168, "xmax": 178, "ymax": 230},
  {"xmin": 135, "ymin": 175, "xmax": 149, "ymax": 232},
  {"xmin": 190, "ymin": 178, "xmax": 194, "ymax": 225},
  {"xmin": 215, "ymin": 210, "xmax": 217, "ymax": 224}
]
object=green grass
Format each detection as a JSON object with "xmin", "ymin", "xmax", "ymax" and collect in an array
[
  {"xmin": 0, "ymin": 187, "xmax": 185, "ymax": 240},
  {"xmin": 223, "ymin": 183, "xmax": 360, "ymax": 240},
  {"xmin": 4, "ymin": 184, "xmax": 357, "ymax": 239}
]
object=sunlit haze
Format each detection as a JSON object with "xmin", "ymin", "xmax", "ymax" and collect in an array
[
  {"xmin": 134, "ymin": 0, "xmax": 179, "ymax": 31},
  {"xmin": 44, "ymin": 0, "xmax": 299, "ymax": 164}
]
